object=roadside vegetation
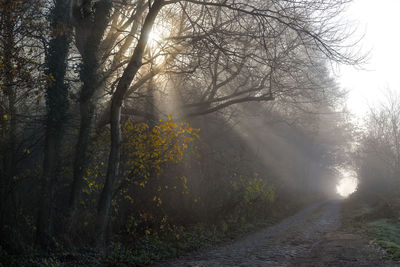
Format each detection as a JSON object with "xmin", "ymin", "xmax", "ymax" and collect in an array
[
  {"xmin": 342, "ymin": 89, "xmax": 400, "ymax": 263},
  {"xmin": 368, "ymin": 219, "xmax": 400, "ymax": 261},
  {"xmin": 1, "ymin": 188, "xmax": 311, "ymax": 266},
  {"xmin": 342, "ymin": 193, "xmax": 400, "ymax": 262}
]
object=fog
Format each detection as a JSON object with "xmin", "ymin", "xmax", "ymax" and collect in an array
[
  {"xmin": 1, "ymin": 0, "xmax": 399, "ymax": 264},
  {"xmin": 340, "ymin": 0, "xmax": 400, "ymax": 116},
  {"xmin": 336, "ymin": 169, "xmax": 358, "ymax": 197}
]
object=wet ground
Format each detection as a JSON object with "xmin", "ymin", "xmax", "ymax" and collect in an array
[{"xmin": 154, "ymin": 200, "xmax": 398, "ymax": 266}]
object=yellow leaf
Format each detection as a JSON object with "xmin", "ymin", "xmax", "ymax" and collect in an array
[
  {"xmin": 168, "ymin": 114, "xmax": 172, "ymax": 121},
  {"xmin": 153, "ymin": 195, "xmax": 157, "ymax": 201},
  {"xmin": 3, "ymin": 114, "xmax": 7, "ymax": 120},
  {"xmin": 145, "ymin": 229, "xmax": 151, "ymax": 235}
]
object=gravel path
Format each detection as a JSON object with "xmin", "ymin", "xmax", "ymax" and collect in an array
[{"xmin": 154, "ymin": 200, "xmax": 398, "ymax": 266}]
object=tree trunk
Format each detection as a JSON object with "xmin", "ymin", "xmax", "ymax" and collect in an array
[
  {"xmin": 96, "ymin": 0, "xmax": 164, "ymax": 246},
  {"xmin": 0, "ymin": 0, "xmax": 16, "ymax": 234},
  {"xmin": 68, "ymin": 0, "xmax": 111, "ymax": 231},
  {"xmin": 68, "ymin": 100, "xmax": 94, "ymax": 223},
  {"xmin": 36, "ymin": 130, "xmax": 61, "ymax": 247},
  {"xmin": 36, "ymin": 0, "xmax": 72, "ymax": 248}
]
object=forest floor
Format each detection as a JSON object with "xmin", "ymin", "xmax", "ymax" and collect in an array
[{"xmin": 154, "ymin": 200, "xmax": 398, "ymax": 266}]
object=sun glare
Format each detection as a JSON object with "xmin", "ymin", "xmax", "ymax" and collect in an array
[
  {"xmin": 148, "ymin": 22, "xmax": 170, "ymax": 49},
  {"xmin": 336, "ymin": 175, "xmax": 358, "ymax": 198}
]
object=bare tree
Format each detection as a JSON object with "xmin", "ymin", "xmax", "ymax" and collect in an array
[
  {"xmin": 93, "ymin": 0, "xmax": 360, "ymax": 244},
  {"xmin": 362, "ymin": 90, "xmax": 400, "ymax": 187},
  {"xmin": 96, "ymin": 0, "xmax": 165, "ymax": 245}
]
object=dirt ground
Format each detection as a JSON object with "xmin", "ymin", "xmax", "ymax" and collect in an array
[{"xmin": 153, "ymin": 200, "xmax": 399, "ymax": 266}]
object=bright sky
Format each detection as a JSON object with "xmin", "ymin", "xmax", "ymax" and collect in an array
[
  {"xmin": 338, "ymin": 0, "xmax": 400, "ymax": 117},
  {"xmin": 337, "ymin": 176, "xmax": 358, "ymax": 197},
  {"xmin": 336, "ymin": 169, "xmax": 358, "ymax": 197}
]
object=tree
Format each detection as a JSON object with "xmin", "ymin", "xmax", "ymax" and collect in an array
[
  {"xmin": 0, "ymin": 0, "xmax": 44, "ymax": 246},
  {"xmin": 94, "ymin": 0, "xmax": 360, "ymax": 244},
  {"xmin": 36, "ymin": 0, "xmax": 73, "ymax": 248},
  {"xmin": 358, "ymin": 89, "xmax": 400, "ymax": 194},
  {"xmin": 68, "ymin": 0, "xmax": 112, "ymax": 231},
  {"xmin": 96, "ymin": 0, "xmax": 165, "ymax": 245},
  {"xmin": 0, "ymin": 0, "xmax": 363, "ymax": 256}
]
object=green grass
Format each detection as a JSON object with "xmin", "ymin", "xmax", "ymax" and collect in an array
[
  {"xmin": 367, "ymin": 219, "xmax": 400, "ymax": 261},
  {"xmin": 342, "ymin": 196, "xmax": 400, "ymax": 262}
]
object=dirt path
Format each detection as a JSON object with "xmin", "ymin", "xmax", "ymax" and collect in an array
[{"xmin": 154, "ymin": 200, "xmax": 398, "ymax": 266}]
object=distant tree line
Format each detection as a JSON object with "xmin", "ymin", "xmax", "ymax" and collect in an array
[{"xmin": 355, "ymin": 90, "xmax": 400, "ymax": 217}]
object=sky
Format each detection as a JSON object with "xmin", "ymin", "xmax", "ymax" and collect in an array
[
  {"xmin": 336, "ymin": 169, "xmax": 358, "ymax": 197},
  {"xmin": 338, "ymin": 0, "xmax": 400, "ymax": 117}
]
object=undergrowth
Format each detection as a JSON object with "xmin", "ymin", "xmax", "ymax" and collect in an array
[
  {"xmin": 104, "ymin": 218, "xmax": 277, "ymax": 266},
  {"xmin": 0, "ymin": 216, "xmax": 281, "ymax": 266},
  {"xmin": 343, "ymin": 194, "xmax": 400, "ymax": 262}
]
